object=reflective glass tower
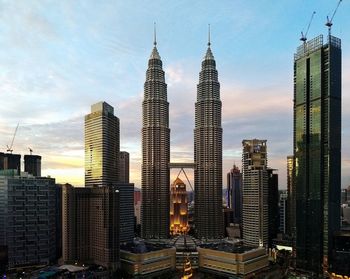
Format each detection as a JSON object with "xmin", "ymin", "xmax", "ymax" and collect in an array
[
  {"xmin": 85, "ymin": 102, "xmax": 120, "ymax": 187},
  {"xmin": 194, "ymin": 35, "xmax": 223, "ymax": 239},
  {"xmin": 141, "ymin": 36, "xmax": 170, "ymax": 239},
  {"xmin": 294, "ymin": 35, "xmax": 341, "ymax": 273}
]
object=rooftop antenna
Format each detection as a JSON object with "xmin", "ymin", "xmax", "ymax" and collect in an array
[
  {"xmin": 300, "ymin": 11, "xmax": 316, "ymax": 42},
  {"xmin": 153, "ymin": 22, "xmax": 157, "ymax": 46},
  {"xmin": 208, "ymin": 24, "xmax": 211, "ymax": 47},
  {"xmin": 6, "ymin": 123, "xmax": 19, "ymax": 154},
  {"xmin": 28, "ymin": 147, "xmax": 33, "ymax": 155},
  {"xmin": 326, "ymin": 0, "xmax": 342, "ymax": 36}
]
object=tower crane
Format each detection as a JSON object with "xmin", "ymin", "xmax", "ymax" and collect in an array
[
  {"xmin": 300, "ymin": 11, "xmax": 316, "ymax": 42},
  {"xmin": 6, "ymin": 123, "xmax": 19, "ymax": 154},
  {"xmin": 325, "ymin": 0, "xmax": 342, "ymax": 35}
]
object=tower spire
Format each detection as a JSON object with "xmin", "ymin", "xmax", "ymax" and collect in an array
[
  {"xmin": 154, "ymin": 22, "xmax": 157, "ymax": 46},
  {"xmin": 208, "ymin": 24, "xmax": 211, "ymax": 47}
]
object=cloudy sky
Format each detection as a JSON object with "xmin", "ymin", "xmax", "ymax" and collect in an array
[{"xmin": 1, "ymin": 0, "xmax": 349, "ymax": 189}]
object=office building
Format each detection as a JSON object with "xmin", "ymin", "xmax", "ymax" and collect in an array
[
  {"xmin": 85, "ymin": 101, "xmax": 120, "ymax": 188},
  {"xmin": 141, "ymin": 37, "xmax": 170, "ymax": 239},
  {"xmin": 279, "ymin": 190, "xmax": 288, "ymax": 234},
  {"xmin": 286, "ymin": 155, "xmax": 295, "ymax": 237},
  {"xmin": 119, "ymin": 151, "xmax": 129, "ymax": 183},
  {"xmin": 197, "ymin": 243, "xmax": 268, "ymax": 278},
  {"xmin": 0, "ymin": 171, "xmax": 56, "ymax": 268},
  {"xmin": 242, "ymin": 139, "xmax": 268, "ymax": 247},
  {"xmin": 62, "ymin": 184, "xmax": 120, "ymax": 270},
  {"xmin": 24, "ymin": 154, "xmax": 41, "ymax": 177},
  {"xmin": 194, "ymin": 38, "xmax": 223, "ymax": 239},
  {"xmin": 170, "ymin": 178, "xmax": 189, "ymax": 235},
  {"xmin": 120, "ymin": 241, "xmax": 176, "ymax": 277},
  {"xmin": 341, "ymin": 188, "xmax": 348, "ymax": 204},
  {"xmin": 0, "ymin": 153, "xmax": 21, "ymax": 175},
  {"xmin": 294, "ymin": 35, "xmax": 341, "ymax": 273},
  {"xmin": 227, "ymin": 165, "xmax": 242, "ymax": 224},
  {"xmin": 116, "ymin": 183, "xmax": 135, "ymax": 243},
  {"xmin": 267, "ymin": 168, "xmax": 279, "ymax": 248}
]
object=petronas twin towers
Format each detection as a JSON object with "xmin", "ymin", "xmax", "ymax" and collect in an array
[{"xmin": 142, "ymin": 32, "xmax": 223, "ymax": 240}]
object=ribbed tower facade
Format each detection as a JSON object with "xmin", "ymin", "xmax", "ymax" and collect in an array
[
  {"xmin": 141, "ymin": 40, "xmax": 170, "ymax": 239},
  {"xmin": 194, "ymin": 41, "xmax": 223, "ymax": 239}
]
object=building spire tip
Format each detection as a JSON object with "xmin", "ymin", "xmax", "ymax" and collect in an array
[
  {"xmin": 153, "ymin": 22, "xmax": 157, "ymax": 46},
  {"xmin": 208, "ymin": 24, "xmax": 211, "ymax": 47}
]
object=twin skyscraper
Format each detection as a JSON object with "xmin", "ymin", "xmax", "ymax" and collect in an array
[{"xmin": 141, "ymin": 30, "xmax": 223, "ymax": 240}]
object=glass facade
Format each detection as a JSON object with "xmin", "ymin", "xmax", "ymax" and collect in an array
[
  {"xmin": 84, "ymin": 102, "xmax": 120, "ymax": 188},
  {"xmin": 294, "ymin": 35, "xmax": 341, "ymax": 274}
]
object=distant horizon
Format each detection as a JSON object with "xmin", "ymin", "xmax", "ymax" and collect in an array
[{"xmin": 1, "ymin": 1, "xmax": 349, "ymax": 189}]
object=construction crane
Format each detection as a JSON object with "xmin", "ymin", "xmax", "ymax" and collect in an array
[
  {"xmin": 300, "ymin": 11, "xmax": 316, "ymax": 42},
  {"xmin": 325, "ymin": 0, "xmax": 342, "ymax": 35},
  {"xmin": 6, "ymin": 123, "xmax": 19, "ymax": 154}
]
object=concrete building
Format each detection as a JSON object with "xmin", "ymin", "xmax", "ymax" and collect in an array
[
  {"xmin": 0, "ymin": 153, "xmax": 21, "ymax": 175},
  {"xmin": 279, "ymin": 190, "xmax": 288, "ymax": 234},
  {"xmin": 267, "ymin": 168, "xmax": 279, "ymax": 248},
  {"xmin": 242, "ymin": 139, "xmax": 268, "ymax": 248},
  {"xmin": 227, "ymin": 164, "xmax": 242, "ymax": 224},
  {"xmin": 85, "ymin": 101, "xmax": 120, "ymax": 188},
  {"xmin": 24, "ymin": 154, "xmax": 41, "ymax": 177},
  {"xmin": 62, "ymin": 184, "xmax": 120, "ymax": 270},
  {"xmin": 197, "ymin": 243, "xmax": 268, "ymax": 278},
  {"xmin": 294, "ymin": 35, "xmax": 341, "ymax": 273},
  {"xmin": 116, "ymin": 183, "xmax": 134, "ymax": 244},
  {"xmin": 141, "ymin": 37, "xmax": 170, "ymax": 239},
  {"xmin": 120, "ymin": 241, "xmax": 176, "ymax": 278},
  {"xmin": 330, "ymin": 230, "xmax": 350, "ymax": 276},
  {"xmin": 170, "ymin": 178, "xmax": 188, "ymax": 235},
  {"xmin": 0, "ymin": 171, "xmax": 56, "ymax": 268},
  {"xmin": 194, "ymin": 37, "xmax": 223, "ymax": 240},
  {"xmin": 119, "ymin": 151, "xmax": 129, "ymax": 183},
  {"xmin": 286, "ymin": 155, "xmax": 295, "ymax": 238}
]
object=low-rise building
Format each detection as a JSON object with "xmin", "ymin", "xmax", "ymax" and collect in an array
[
  {"xmin": 197, "ymin": 242, "xmax": 268, "ymax": 278},
  {"xmin": 120, "ymin": 241, "xmax": 176, "ymax": 278}
]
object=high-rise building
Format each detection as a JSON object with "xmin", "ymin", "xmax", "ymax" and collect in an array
[
  {"xmin": 267, "ymin": 168, "xmax": 279, "ymax": 248},
  {"xmin": 141, "ymin": 37, "xmax": 170, "ymax": 239},
  {"xmin": 119, "ymin": 151, "xmax": 129, "ymax": 183},
  {"xmin": 294, "ymin": 34, "xmax": 341, "ymax": 273},
  {"xmin": 62, "ymin": 184, "xmax": 120, "ymax": 270},
  {"xmin": 0, "ymin": 171, "xmax": 56, "ymax": 268},
  {"xmin": 242, "ymin": 139, "xmax": 268, "ymax": 247},
  {"xmin": 24, "ymin": 154, "xmax": 41, "ymax": 177},
  {"xmin": 279, "ymin": 190, "xmax": 288, "ymax": 234},
  {"xmin": 0, "ymin": 153, "xmax": 21, "ymax": 175},
  {"xmin": 227, "ymin": 165, "xmax": 242, "ymax": 224},
  {"xmin": 170, "ymin": 178, "xmax": 188, "ymax": 235},
  {"xmin": 194, "ymin": 38, "xmax": 223, "ymax": 240},
  {"xmin": 116, "ymin": 183, "xmax": 134, "ymax": 243},
  {"xmin": 85, "ymin": 102, "xmax": 120, "ymax": 188},
  {"xmin": 286, "ymin": 155, "xmax": 295, "ymax": 238}
]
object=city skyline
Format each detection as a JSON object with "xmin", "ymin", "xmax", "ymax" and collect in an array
[{"xmin": 1, "ymin": 1, "xmax": 350, "ymax": 188}]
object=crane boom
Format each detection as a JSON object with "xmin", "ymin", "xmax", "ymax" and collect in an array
[
  {"xmin": 6, "ymin": 123, "xmax": 19, "ymax": 153},
  {"xmin": 300, "ymin": 11, "xmax": 316, "ymax": 42},
  {"xmin": 326, "ymin": 0, "xmax": 342, "ymax": 34}
]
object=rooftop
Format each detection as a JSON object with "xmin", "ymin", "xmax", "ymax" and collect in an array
[{"xmin": 120, "ymin": 240, "xmax": 172, "ymax": 254}]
